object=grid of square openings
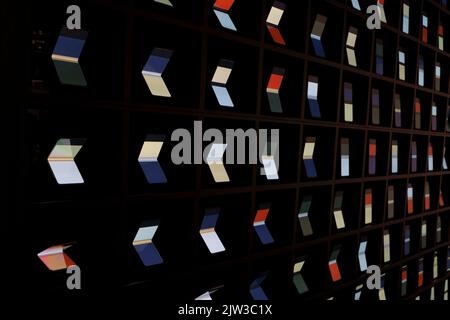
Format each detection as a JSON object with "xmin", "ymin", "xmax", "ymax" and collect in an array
[{"xmin": 28, "ymin": 0, "xmax": 450, "ymax": 300}]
